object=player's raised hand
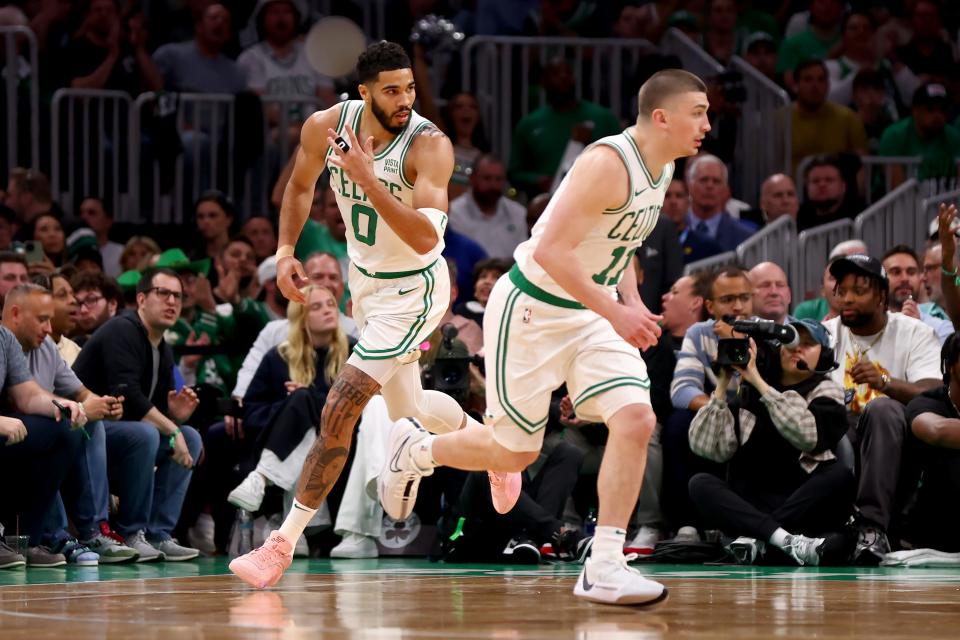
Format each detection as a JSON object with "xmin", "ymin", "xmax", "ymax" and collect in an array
[
  {"xmin": 277, "ymin": 255, "xmax": 308, "ymax": 304},
  {"xmin": 609, "ymin": 305, "xmax": 662, "ymax": 350},
  {"xmin": 327, "ymin": 124, "xmax": 376, "ymax": 187}
]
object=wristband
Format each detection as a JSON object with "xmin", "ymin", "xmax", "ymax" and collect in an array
[
  {"xmin": 276, "ymin": 245, "xmax": 295, "ymax": 259},
  {"xmin": 942, "ymin": 265, "xmax": 957, "ymax": 277},
  {"xmin": 169, "ymin": 427, "xmax": 182, "ymax": 448}
]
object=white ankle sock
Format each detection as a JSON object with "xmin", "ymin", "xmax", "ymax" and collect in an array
[
  {"xmin": 278, "ymin": 499, "xmax": 317, "ymax": 542},
  {"xmin": 411, "ymin": 435, "xmax": 437, "ymax": 471},
  {"xmin": 591, "ymin": 525, "xmax": 627, "ymax": 563},
  {"xmin": 768, "ymin": 528, "xmax": 790, "ymax": 549}
]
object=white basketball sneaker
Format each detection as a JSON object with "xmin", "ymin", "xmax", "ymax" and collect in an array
[
  {"xmin": 378, "ymin": 417, "xmax": 434, "ymax": 521},
  {"xmin": 573, "ymin": 555, "xmax": 669, "ymax": 606}
]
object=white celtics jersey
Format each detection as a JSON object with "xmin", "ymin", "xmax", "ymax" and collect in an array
[
  {"xmin": 513, "ymin": 130, "xmax": 673, "ymax": 302},
  {"xmin": 325, "ymin": 100, "xmax": 446, "ymax": 276}
]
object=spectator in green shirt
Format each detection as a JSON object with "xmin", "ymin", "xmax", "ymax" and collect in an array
[
  {"xmin": 879, "ymin": 83, "xmax": 960, "ymax": 185},
  {"xmin": 508, "ymin": 57, "xmax": 621, "ymax": 198},
  {"xmin": 294, "ymin": 178, "xmax": 347, "ymax": 275},
  {"xmin": 777, "ymin": 0, "xmax": 844, "ymax": 88}
]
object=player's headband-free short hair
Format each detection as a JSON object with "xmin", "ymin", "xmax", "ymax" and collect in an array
[
  {"xmin": 357, "ymin": 41, "xmax": 412, "ymax": 85},
  {"xmin": 637, "ymin": 69, "xmax": 707, "ymax": 119}
]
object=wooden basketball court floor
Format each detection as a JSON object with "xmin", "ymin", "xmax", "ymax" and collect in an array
[{"xmin": 1, "ymin": 558, "xmax": 958, "ymax": 639}]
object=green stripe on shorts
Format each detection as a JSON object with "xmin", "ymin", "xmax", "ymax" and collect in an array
[
  {"xmin": 495, "ymin": 286, "xmax": 548, "ymax": 433},
  {"xmin": 573, "ymin": 376, "xmax": 651, "ymax": 409},
  {"xmin": 354, "ymin": 267, "xmax": 435, "ymax": 360}
]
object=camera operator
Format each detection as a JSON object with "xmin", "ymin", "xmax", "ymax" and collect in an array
[{"xmin": 688, "ymin": 320, "xmax": 853, "ymax": 566}]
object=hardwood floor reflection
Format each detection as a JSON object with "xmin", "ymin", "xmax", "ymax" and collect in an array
[{"xmin": 1, "ymin": 567, "xmax": 958, "ymax": 639}]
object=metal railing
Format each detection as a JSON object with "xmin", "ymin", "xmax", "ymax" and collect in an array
[
  {"xmin": 1, "ymin": 26, "xmax": 39, "ymax": 174},
  {"xmin": 50, "ymin": 89, "xmax": 134, "ymax": 220},
  {"xmin": 730, "ymin": 55, "xmax": 790, "ymax": 204},
  {"xmin": 796, "ymin": 219, "xmax": 855, "ymax": 300},
  {"xmin": 660, "ymin": 28, "xmax": 724, "ymax": 80},
  {"xmin": 918, "ymin": 187, "xmax": 960, "ymax": 245},
  {"xmin": 736, "ymin": 214, "xmax": 797, "ymax": 287},
  {"xmin": 853, "ymin": 178, "xmax": 919, "ymax": 258},
  {"xmin": 683, "ymin": 250, "xmax": 739, "ymax": 276},
  {"xmin": 461, "ymin": 36, "xmax": 656, "ymax": 162},
  {"xmin": 134, "ymin": 92, "xmax": 236, "ymax": 224}
]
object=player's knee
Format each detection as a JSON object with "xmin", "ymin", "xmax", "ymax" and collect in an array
[{"xmin": 610, "ymin": 405, "xmax": 656, "ymax": 444}]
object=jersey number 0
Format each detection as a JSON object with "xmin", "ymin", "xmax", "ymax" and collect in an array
[{"xmin": 352, "ymin": 203, "xmax": 378, "ymax": 246}]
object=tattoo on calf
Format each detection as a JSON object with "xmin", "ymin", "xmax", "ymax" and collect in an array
[{"xmin": 295, "ymin": 365, "xmax": 379, "ymax": 506}]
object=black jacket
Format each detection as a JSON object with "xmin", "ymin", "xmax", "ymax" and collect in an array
[{"xmin": 73, "ymin": 312, "xmax": 174, "ymax": 421}]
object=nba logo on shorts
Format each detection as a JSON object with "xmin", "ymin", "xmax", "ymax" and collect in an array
[{"xmin": 522, "ymin": 308, "xmax": 532, "ymax": 324}]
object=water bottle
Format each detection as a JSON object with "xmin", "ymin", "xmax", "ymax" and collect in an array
[
  {"xmin": 237, "ymin": 509, "xmax": 254, "ymax": 555},
  {"xmin": 583, "ymin": 508, "xmax": 598, "ymax": 537}
]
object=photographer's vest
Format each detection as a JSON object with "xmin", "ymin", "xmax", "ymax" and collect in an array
[
  {"xmin": 513, "ymin": 130, "xmax": 673, "ymax": 304},
  {"xmin": 324, "ymin": 100, "xmax": 446, "ymax": 276}
]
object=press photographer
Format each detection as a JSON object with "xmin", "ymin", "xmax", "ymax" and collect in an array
[{"xmin": 687, "ymin": 319, "xmax": 854, "ymax": 566}]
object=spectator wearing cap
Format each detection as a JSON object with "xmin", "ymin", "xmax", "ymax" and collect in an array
[
  {"xmin": 689, "ymin": 318, "xmax": 853, "ymax": 566},
  {"xmin": 879, "ymin": 84, "xmax": 960, "ymax": 184},
  {"xmin": 78, "ymin": 198, "xmax": 124, "ymax": 277},
  {"xmin": 742, "ymin": 32, "xmax": 777, "ymax": 83},
  {"xmin": 66, "ymin": 229, "xmax": 104, "ymax": 274},
  {"xmin": 788, "ymin": 59, "xmax": 868, "ymax": 174},
  {"xmin": 822, "ymin": 255, "xmax": 941, "ymax": 564}
]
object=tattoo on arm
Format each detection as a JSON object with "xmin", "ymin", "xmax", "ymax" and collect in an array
[{"xmin": 295, "ymin": 365, "xmax": 379, "ymax": 506}]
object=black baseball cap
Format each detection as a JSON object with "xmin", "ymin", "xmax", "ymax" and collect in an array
[
  {"xmin": 829, "ymin": 254, "xmax": 888, "ymax": 287},
  {"xmin": 913, "ymin": 83, "xmax": 949, "ymax": 109}
]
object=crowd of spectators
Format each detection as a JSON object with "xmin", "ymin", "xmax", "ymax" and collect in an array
[{"xmin": 0, "ymin": 0, "xmax": 959, "ymax": 569}]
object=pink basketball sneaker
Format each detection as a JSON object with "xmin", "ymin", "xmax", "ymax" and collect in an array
[
  {"xmin": 229, "ymin": 531, "xmax": 293, "ymax": 589},
  {"xmin": 488, "ymin": 471, "xmax": 522, "ymax": 514}
]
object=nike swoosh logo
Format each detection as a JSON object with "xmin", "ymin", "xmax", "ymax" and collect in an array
[
  {"xmin": 634, "ymin": 187, "xmax": 648, "ymax": 197},
  {"xmin": 293, "ymin": 503, "xmax": 313, "ymax": 513},
  {"xmin": 389, "ymin": 435, "xmax": 411, "ymax": 473},
  {"xmin": 398, "ymin": 288, "xmax": 416, "ymax": 296},
  {"xmin": 580, "ymin": 569, "xmax": 594, "ymax": 592}
]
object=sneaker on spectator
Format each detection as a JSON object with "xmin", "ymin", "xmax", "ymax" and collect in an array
[
  {"xmin": 853, "ymin": 524, "xmax": 890, "ymax": 566},
  {"xmin": 229, "ymin": 530, "xmax": 294, "ymax": 589},
  {"xmin": 82, "ymin": 523, "xmax": 139, "ymax": 563},
  {"xmin": 26, "ymin": 546, "xmax": 67, "ymax": 568},
  {"xmin": 573, "ymin": 555, "xmax": 668, "ymax": 606},
  {"xmin": 152, "ymin": 537, "xmax": 199, "ymax": 561},
  {"xmin": 187, "ymin": 512, "xmax": 217, "ymax": 556},
  {"xmin": 0, "ymin": 539, "xmax": 25, "ymax": 569},
  {"xmin": 673, "ymin": 526, "xmax": 701, "ymax": 543},
  {"xmin": 784, "ymin": 534, "xmax": 825, "ymax": 566},
  {"xmin": 625, "ymin": 526, "xmax": 665, "ymax": 555},
  {"xmin": 728, "ymin": 536, "xmax": 766, "ymax": 565},
  {"xmin": 228, "ymin": 472, "xmax": 267, "ymax": 513},
  {"xmin": 378, "ymin": 418, "xmax": 433, "ymax": 521},
  {"xmin": 552, "ymin": 527, "xmax": 593, "ymax": 564},
  {"xmin": 52, "ymin": 538, "xmax": 99, "ymax": 566},
  {"xmin": 502, "ymin": 536, "xmax": 541, "ymax": 565},
  {"xmin": 127, "ymin": 530, "xmax": 165, "ymax": 563},
  {"xmin": 331, "ymin": 533, "xmax": 379, "ymax": 559}
]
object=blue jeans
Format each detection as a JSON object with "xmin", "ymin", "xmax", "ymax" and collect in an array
[
  {"xmin": 47, "ymin": 420, "xmax": 114, "ymax": 542},
  {"xmin": 104, "ymin": 421, "xmax": 202, "ymax": 540},
  {"xmin": 0, "ymin": 415, "xmax": 83, "ymax": 545}
]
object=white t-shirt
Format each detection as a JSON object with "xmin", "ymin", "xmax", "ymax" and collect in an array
[
  {"xmin": 824, "ymin": 312, "xmax": 941, "ymax": 413},
  {"xmin": 237, "ymin": 41, "xmax": 332, "ymax": 99}
]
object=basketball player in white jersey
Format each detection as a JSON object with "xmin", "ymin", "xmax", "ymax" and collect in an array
[
  {"xmin": 230, "ymin": 41, "xmax": 519, "ymax": 589},
  {"xmin": 380, "ymin": 69, "xmax": 711, "ymax": 605}
]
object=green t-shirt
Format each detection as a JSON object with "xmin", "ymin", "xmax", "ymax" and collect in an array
[
  {"xmin": 777, "ymin": 29, "xmax": 840, "ymax": 74},
  {"xmin": 793, "ymin": 297, "xmax": 830, "ymax": 321},
  {"xmin": 878, "ymin": 118, "xmax": 960, "ymax": 180},
  {"xmin": 295, "ymin": 218, "xmax": 348, "ymax": 264},
  {"xmin": 508, "ymin": 100, "xmax": 621, "ymax": 194}
]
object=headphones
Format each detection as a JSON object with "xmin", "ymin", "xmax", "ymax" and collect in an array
[{"xmin": 795, "ymin": 343, "xmax": 837, "ymax": 375}]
